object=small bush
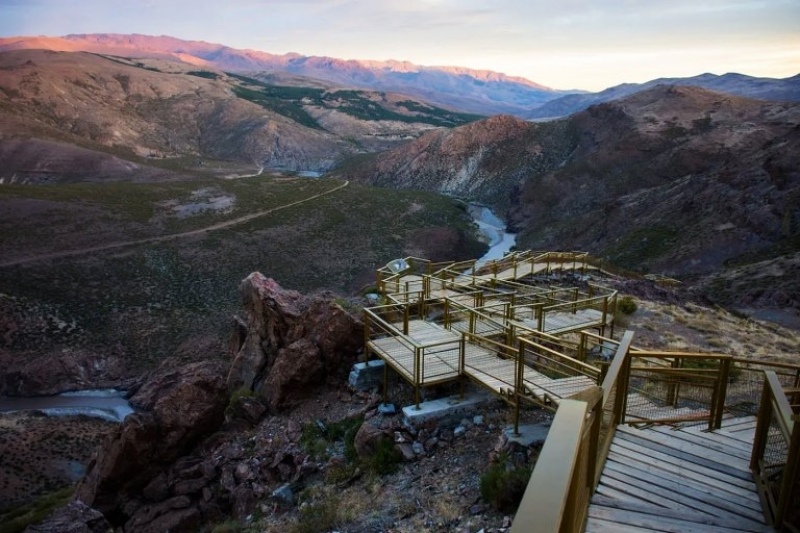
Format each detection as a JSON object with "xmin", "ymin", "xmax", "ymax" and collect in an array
[
  {"xmin": 365, "ymin": 439, "xmax": 402, "ymax": 476},
  {"xmin": 618, "ymin": 296, "xmax": 638, "ymax": 315},
  {"xmin": 0, "ymin": 487, "xmax": 73, "ymax": 533},
  {"xmin": 479, "ymin": 460, "xmax": 532, "ymax": 513},
  {"xmin": 290, "ymin": 495, "xmax": 340, "ymax": 533}
]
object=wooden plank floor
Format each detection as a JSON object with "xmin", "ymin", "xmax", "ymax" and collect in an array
[
  {"xmin": 368, "ymin": 321, "xmax": 462, "ymax": 385},
  {"xmin": 370, "ymin": 319, "xmax": 597, "ymax": 406},
  {"xmin": 586, "ymin": 421, "xmax": 770, "ymax": 532},
  {"xmin": 511, "ymin": 308, "xmax": 606, "ymax": 335}
]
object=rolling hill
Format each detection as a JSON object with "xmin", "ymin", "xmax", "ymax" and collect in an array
[{"xmin": 0, "ymin": 49, "xmax": 482, "ymax": 180}]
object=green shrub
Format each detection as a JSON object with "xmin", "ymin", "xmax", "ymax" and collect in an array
[
  {"xmin": 365, "ymin": 439, "xmax": 402, "ymax": 476},
  {"xmin": 618, "ymin": 296, "xmax": 638, "ymax": 315},
  {"xmin": 290, "ymin": 495, "xmax": 340, "ymax": 533},
  {"xmin": 479, "ymin": 460, "xmax": 532, "ymax": 513},
  {"xmin": 299, "ymin": 416, "xmax": 364, "ymax": 462}
]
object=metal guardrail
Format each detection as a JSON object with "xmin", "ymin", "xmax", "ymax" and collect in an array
[
  {"xmin": 623, "ymin": 351, "xmax": 733, "ymax": 430},
  {"xmin": 751, "ymin": 371, "xmax": 800, "ymax": 530},
  {"xmin": 511, "ymin": 333, "xmax": 634, "ymax": 533}
]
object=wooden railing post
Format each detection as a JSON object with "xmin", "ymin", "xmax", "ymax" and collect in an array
[
  {"xmin": 414, "ymin": 346, "xmax": 421, "ymax": 409},
  {"xmin": 777, "ymin": 414, "xmax": 800, "ymax": 528},
  {"xmin": 537, "ymin": 305, "xmax": 544, "ymax": 332},
  {"xmin": 666, "ymin": 357, "xmax": 680, "ymax": 406},
  {"xmin": 579, "ymin": 332, "xmax": 587, "ymax": 362},
  {"xmin": 712, "ymin": 358, "xmax": 732, "ymax": 430}
]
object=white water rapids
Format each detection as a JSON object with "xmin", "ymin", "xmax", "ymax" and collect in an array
[{"xmin": 0, "ymin": 388, "xmax": 134, "ymax": 422}]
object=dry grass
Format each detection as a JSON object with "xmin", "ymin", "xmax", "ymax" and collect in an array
[{"xmin": 625, "ymin": 299, "xmax": 799, "ymax": 364}]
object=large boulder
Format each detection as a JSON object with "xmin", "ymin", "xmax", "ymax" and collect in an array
[
  {"xmin": 227, "ymin": 273, "xmax": 363, "ymax": 410},
  {"xmin": 74, "ymin": 361, "xmax": 228, "ymax": 526}
]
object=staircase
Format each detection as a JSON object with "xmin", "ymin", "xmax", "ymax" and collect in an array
[{"xmin": 587, "ymin": 418, "xmax": 770, "ymax": 532}]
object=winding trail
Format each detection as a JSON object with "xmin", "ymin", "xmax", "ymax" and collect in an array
[{"xmin": 1, "ymin": 180, "xmax": 349, "ymax": 268}]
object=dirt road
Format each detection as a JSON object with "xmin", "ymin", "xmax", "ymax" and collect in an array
[{"xmin": 0, "ymin": 180, "xmax": 349, "ymax": 268}]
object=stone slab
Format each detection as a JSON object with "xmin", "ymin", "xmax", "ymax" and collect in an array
[
  {"xmin": 402, "ymin": 392, "xmax": 490, "ymax": 426},
  {"xmin": 503, "ymin": 422, "xmax": 551, "ymax": 447},
  {"xmin": 348, "ymin": 360, "xmax": 385, "ymax": 391}
]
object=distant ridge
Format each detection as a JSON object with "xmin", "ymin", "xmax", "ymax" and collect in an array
[
  {"xmin": 0, "ymin": 33, "xmax": 570, "ymax": 116},
  {"xmin": 528, "ymin": 72, "xmax": 800, "ymax": 119}
]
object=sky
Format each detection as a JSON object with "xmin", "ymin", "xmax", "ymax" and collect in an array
[{"xmin": 0, "ymin": 0, "xmax": 798, "ymax": 91}]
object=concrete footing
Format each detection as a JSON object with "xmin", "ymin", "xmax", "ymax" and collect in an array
[
  {"xmin": 402, "ymin": 391, "xmax": 490, "ymax": 427},
  {"xmin": 503, "ymin": 422, "xmax": 551, "ymax": 446},
  {"xmin": 348, "ymin": 360, "xmax": 385, "ymax": 391}
]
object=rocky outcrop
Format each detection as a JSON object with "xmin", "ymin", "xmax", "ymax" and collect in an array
[
  {"xmin": 24, "ymin": 501, "xmax": 112, "ymax": 533},
  {"xmin": 227, "ymin": 273, "xmax": 363, "ymax": 410},
  {"xmin": 74, "ymin": 361, "xmax": 228, "ymax": 530},
  {"xmin": 343, "ymin": 114, "xmax": 577, "ymax": 210}
]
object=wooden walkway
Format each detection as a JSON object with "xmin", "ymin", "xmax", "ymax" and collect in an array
[
  {"xmin": 587, "ymin": 417, "xmax": 770, "ymax": 532},
  {"xmin": 367, "ymin": 319, "xmax": 597, "ymax": 407}
]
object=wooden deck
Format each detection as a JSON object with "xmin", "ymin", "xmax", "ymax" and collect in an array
[
  {"xmin": 368, "ymin": 321, "xmax": 461, "ymax": 385},
  {"xmin": 368, "ymin": 319, "xmax": 598, "ymax": 407},
  {"xmin": 587, "ymin": 418, "xmax": 769, "ymax": 532},
  {"xmin": 513, "ymin": 308, "xmax": 607, "ymax": 335}
]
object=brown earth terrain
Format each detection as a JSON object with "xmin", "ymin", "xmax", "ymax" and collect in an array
[
  {"xmin": 0, "ymin": 413, "xmax": 114, "ymax": 509},
  {"xmin": 0, "ymin": 49, "xmax": 480, "ymax": 179},
  {"xmin": 0, "ymin": 40, "xmax": 797, "ymax": 533}
]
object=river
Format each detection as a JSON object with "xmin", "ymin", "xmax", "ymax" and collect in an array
[
  {"xmin": 0, "ymin": 389, "xmax": 134, "ymax": 422},
  {"xmin": 469, "ymin": 203, "xmax": 516, "ymax": 266},
  {"xmin": 0, "ymin": 197, "xmax": 510, "ymax": 422}
]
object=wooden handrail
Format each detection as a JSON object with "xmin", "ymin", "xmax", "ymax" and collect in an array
[
  {"xmin": 510, "ymin": 398, "xmax": 593, "ymax": 533},
  {"xmin": 750, "ymin": 371, "xmax": 800, "ymax": 530}
]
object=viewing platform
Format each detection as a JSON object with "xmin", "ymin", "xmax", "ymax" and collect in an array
[{"xmin": 366, "ymin": 251, "xmax": 800, "ymax": 532}]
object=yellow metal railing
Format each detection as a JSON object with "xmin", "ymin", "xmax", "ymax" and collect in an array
[
  {"xmin": 510, "ymin": 393, "xmax": 602, "ymax": 533},
  {"xmin": 623, "ymin": 351, "xmax": 733, "ymax": 430},
  {"xmin": 509, "ymin": 331, "xmax": 632, "ymax": 533},
  {"xmin": 751, "ymin": 371, "xmax": 800, "ymax": 530}
]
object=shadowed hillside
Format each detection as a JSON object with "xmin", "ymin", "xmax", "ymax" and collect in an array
[{"xmin": 337, "ymin": 85, "xmax": 800, "ymax": 318}]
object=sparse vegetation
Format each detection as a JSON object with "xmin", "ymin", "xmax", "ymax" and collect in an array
[
  {"xmin": 0, "ymin": 487, "xmax": 73, "ymax": 533},
  {"xmin": 618, "ymin": 296, "xmax": 638, "ymax": 315},
  {"xmin": 228, "ymin": 75, "xmax": 481, "ymax": 128},
  {"xmin": 479, "ymin": 455, "xmax": 533, "ymax": 513},
  {"xmin": 187, "ymin": 70, "xmax": 220, "ymax": 80}
]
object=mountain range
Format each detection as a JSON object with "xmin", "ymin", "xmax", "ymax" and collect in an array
[
  {"xmin": 2, "ymin": 33, "xmax": 798, "ymax": 119},
  {"xmin": 0, "ymin": 33, "xmax": 566, "ymax": 116},
  {"xmin": 342, "ymin": 85, "xmax": 800, "ymax": 294},
  {"xmin": 0, "ymin": 40, "xmax": 798, "ymax": 315},
  {"xmin": 528, "ymin": 72, "xmax": 800, "ymax": 119}
]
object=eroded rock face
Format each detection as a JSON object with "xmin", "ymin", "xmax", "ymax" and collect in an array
[
  {"xmin": 74, "ymin": 361, "xmax": 228, "ymax": 530},
  {"xmin": 227, "ymin": 273, "xmax": 363, "ymax": 410}
]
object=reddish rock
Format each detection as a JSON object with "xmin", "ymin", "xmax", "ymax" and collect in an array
[
  {"xmin": 353, "ymin": 420, "xmax": 393, "ymax": 460},
  {"xmin": 227, "ymin": 273, "xmax": 363, "ymax": 410},
  {"xmin": 74, "ymin": 361, "xmax": 228, "ymax": 522}
]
